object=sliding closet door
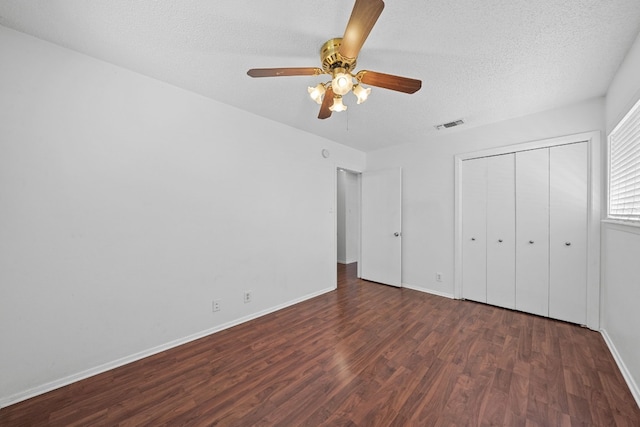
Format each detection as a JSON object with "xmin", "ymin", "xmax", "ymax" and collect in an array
[
  {"xmin": 515, "ymin": 149, "xmax": 550, "ymax": 317},
  {"xmin": 461, "ymin": 157, "xmax": 487, "ymax": 303},
  {"xmin": 486, "ymin": 154, "xmax": 515, "ymax": 309},
  {"xmin": 549, "ymin": 142, "xmax": 588, "ymax": 324}
]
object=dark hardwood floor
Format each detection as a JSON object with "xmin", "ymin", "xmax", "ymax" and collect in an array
[{"xmin": 2, "ymin": 263, "xmax": 639, "ymax": 426}]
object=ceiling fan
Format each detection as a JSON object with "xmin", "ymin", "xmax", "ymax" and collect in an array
[{"xmin": 247, "ymin": 0, "xmax": 422, "ymax": 119}]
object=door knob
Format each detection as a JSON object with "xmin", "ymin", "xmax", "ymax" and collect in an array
[
  {"xmin": 498, "ymin": 239, "xmax": 503, "ymax": 243},
  {"xmin": 394, "ymin": 232, "xmax": 400, "ymax": 237},
  {"xmin": 529, "ymin": 240, "xmax": 534, "ymax": 244},
  {"xmin": 565, "ymin": 242, "xmax": 571, "ymax": 246},
  {"xmin": 471, "ymin": 237, "xmax": 476, "ymax": 241}
]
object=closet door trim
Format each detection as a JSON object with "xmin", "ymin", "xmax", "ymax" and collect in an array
[{"xmin": 453, "ymin": 131, "xmax": 601, "ymax": 329}]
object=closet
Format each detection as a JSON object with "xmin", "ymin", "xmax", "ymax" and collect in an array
[{"xmin": 460, "ymin": 142, "xmax": 588, "ymax": 325}]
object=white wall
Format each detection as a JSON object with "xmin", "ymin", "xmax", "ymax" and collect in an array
[
  {"xmin": 344, "ymin": 172, "xmax": 360, "ymax": 264},
  {"xmin": 602, "ymin": 30, "xmax": 640, "ymax": 405},
  {"xmin": 0, "ymin": 25, "xmax": 365, "ymax": 406},
  {"xmin": 336, "ymin": 170, "xmax": 360, "ymax": 264},
  {"xmin": 337, "ymin": 171, "xmax": 347, "ymax": 262},
  {"xmin": 367, "ymin": 98, "xmax": 604, "ymax": 298}
]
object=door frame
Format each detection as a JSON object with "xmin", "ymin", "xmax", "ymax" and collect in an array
[{"xmin": 453, "ymin": 131, "xmax": 602, "ymax": 330}]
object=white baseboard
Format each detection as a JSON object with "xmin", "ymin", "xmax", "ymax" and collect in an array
[
  {"xmin": 601, "ymin": 328, "xmax": 640, "ymax": 408},
  {"xmin": 0, "ymin": 286, "xmax": 336, "ymax": 409},
  {"xmin": 402, "ymin": 283, "xmax": 454, "ymax": 299}
]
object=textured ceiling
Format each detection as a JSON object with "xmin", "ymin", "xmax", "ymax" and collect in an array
[{"xmin": 2, "ymin": 0, "xmax": 640, "ymax": 152}]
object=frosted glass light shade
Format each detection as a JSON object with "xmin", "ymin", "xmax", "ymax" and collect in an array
[
  {"xmin": 307, "ymin": 83, "xmax": 326, "ymax": 104},
  {"xmin": 352, "ymin": 84, "xmax": 371, "ymax": 104},
  {"xmin": 329, "ymin": 96, "xmax": 347, "ymax": 112},
  {"xmin": 331, "ymin": 70, "xmax": 353, "ymax": 96}
]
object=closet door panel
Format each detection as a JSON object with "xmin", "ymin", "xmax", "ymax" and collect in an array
[
  {"xmin": 549, "ymin": 142, "xmax": 588, "ymax": 324},
  {"xmin": 461, "ymin": 158, "xmax": 487, "ymax": 303},
  {"xmin": 515, "ymin": 149, "xmax": 550, "ymax": 317},
  {"xmin": 486, "ymin": 154, "xmax": 516, "ymax": 309}
]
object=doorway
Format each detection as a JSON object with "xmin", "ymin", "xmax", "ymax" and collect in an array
[{"xmin": 336, "ymin": 169, "xmax": 360, "ymax": 267}]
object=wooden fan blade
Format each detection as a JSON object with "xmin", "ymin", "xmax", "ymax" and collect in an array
[
  {"xmin": 357, "ymin": 70, "xmax": 422, "ymax": 94},
  {"xmin": 339, "ymin": 0, "xmax": 385, "ymax": 61},
  {"xmin": 318, "ymin": 87, "xmax": 334, "ymax": 120},
  {"xmin": 247, "ymin": 67, "xmax": 323, "ymax": 78}
]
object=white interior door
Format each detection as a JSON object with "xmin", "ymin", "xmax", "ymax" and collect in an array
[
  {"xmin": 549, "ymin": 142, "xmax": 588, "ymax": 324},
  {"xmin": 486, "ymin": 154, "xmax": 516, "ymax": 309},
  {"xmin": 515, "ymin": 148, "xmax": 550, "ymax": 317},
  {"xmin": 461, "ymin": 158, "xmax": 487, "ymax": 302},
  {"xmin": 360, "ymin": 168, "xmax": 402, "ymax": 287}
]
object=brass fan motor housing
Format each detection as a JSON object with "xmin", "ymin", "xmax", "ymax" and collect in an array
[{"xmin": 320, "ymin": 38, "xmax": 357, "ymax": 74}]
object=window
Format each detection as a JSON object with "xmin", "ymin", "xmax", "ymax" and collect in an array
[{"xmin": 609, "ymin": 97, "xmax": 640, "ymax": 222}]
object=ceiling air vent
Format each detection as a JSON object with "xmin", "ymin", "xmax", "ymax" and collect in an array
[{"xmin": 435, "ymin": 119, "xmax": 465, "ymax": 130}]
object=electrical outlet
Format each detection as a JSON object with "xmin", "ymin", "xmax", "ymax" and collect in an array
[
  {"xmin": 212, "ymin": 300, "xmax": 221, "ymax": 312},
  {"xmin": 244, "ymin": 290, "xmax": 252, "ymax": 303},
  {"xmin": 436, "ymin": 272, "xmax": 443, "ymax": 282}
]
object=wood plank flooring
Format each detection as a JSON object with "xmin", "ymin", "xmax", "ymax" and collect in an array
[{"xmin": 2, "ymin": 263, "xmax": 639, "ymax": 426}]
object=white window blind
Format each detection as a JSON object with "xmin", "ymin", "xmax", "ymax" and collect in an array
[{"xmin": 609, "ymin": 98, "xmax": 640, "ymax": 222}]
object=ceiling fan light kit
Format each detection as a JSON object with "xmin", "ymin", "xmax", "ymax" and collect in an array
[{"xmin": 247, "ymin": 0, "xmax": 421, "ymax": 120}]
